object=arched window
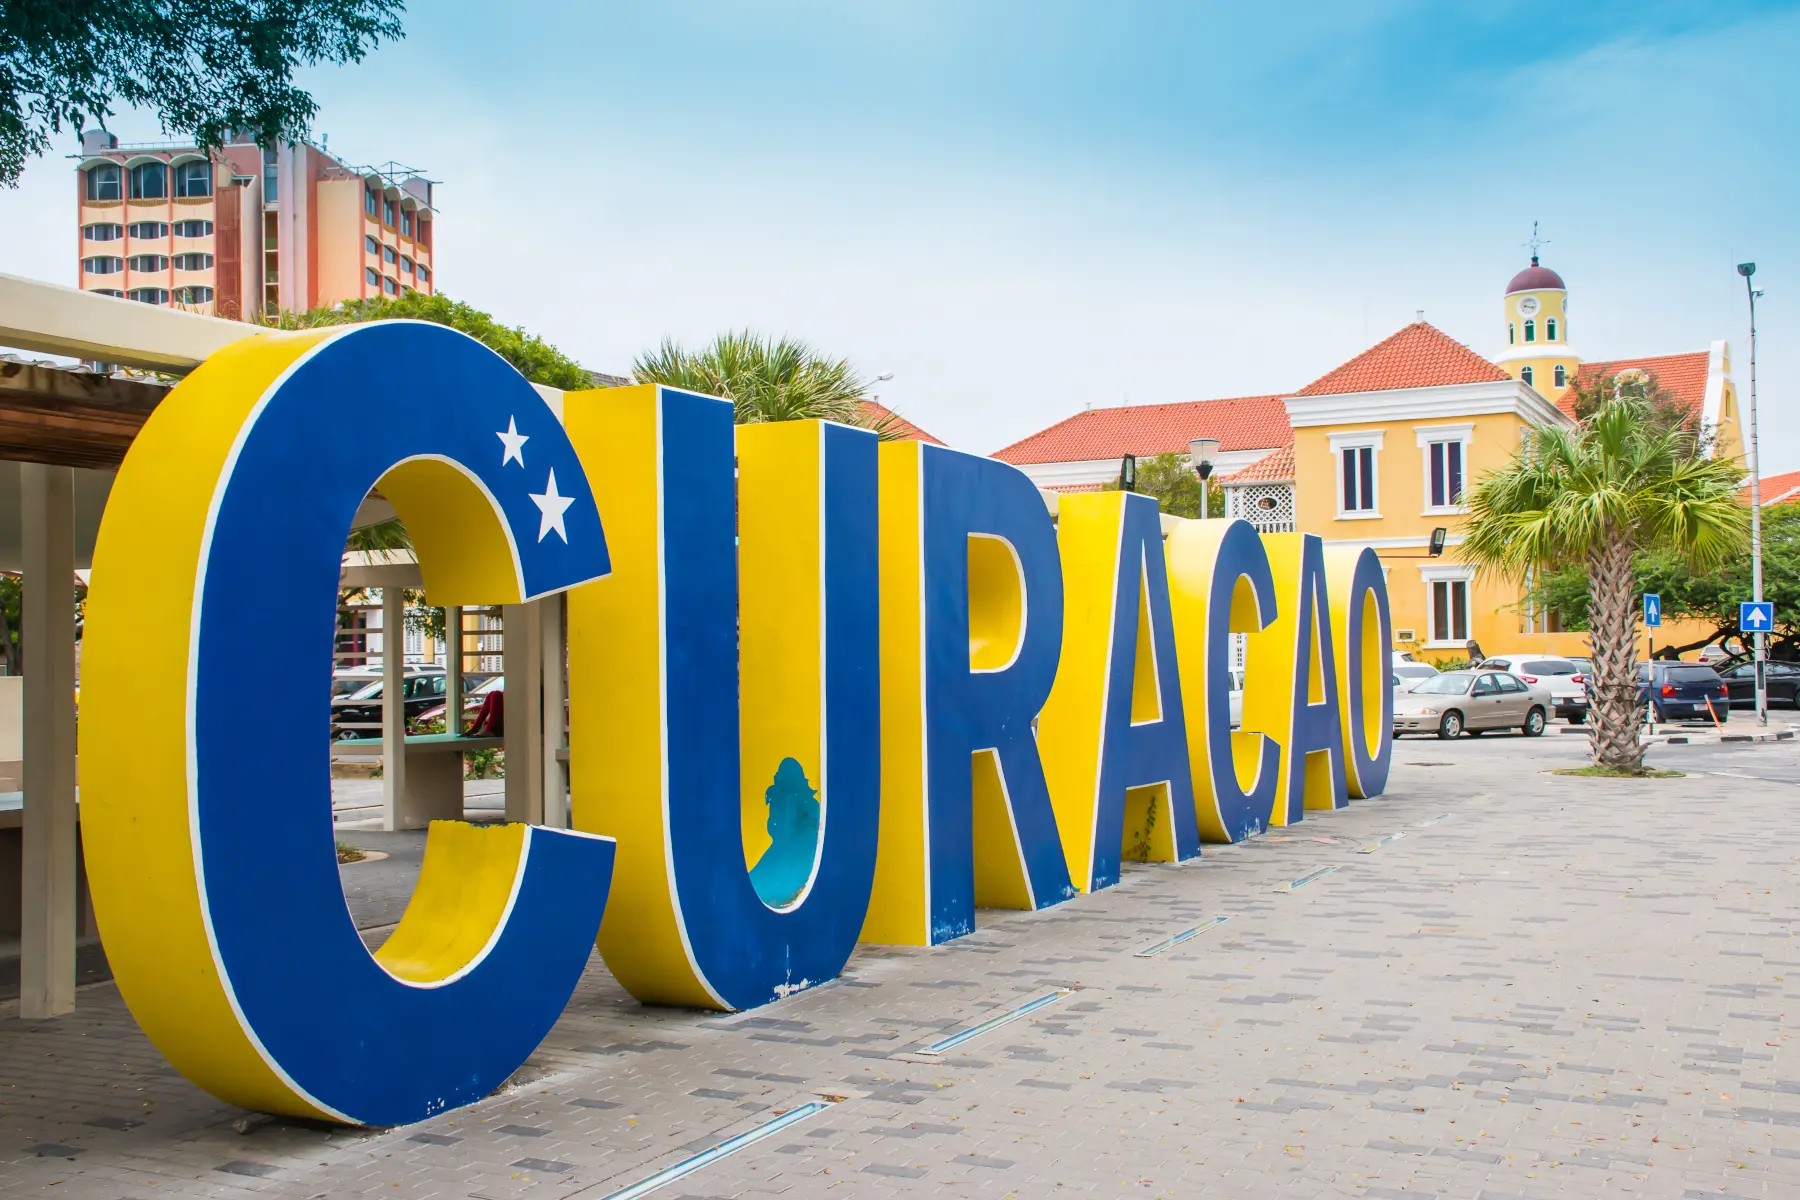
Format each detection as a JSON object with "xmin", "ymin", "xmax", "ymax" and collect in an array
[
  {"xmin": 1509, "ymin": 323, "xmax": 1515, "ymax": 345},
  {"xmin": 85, "ymin": 164, "xmax": 121, "ymax": 201},
  {"xmin": 173, "ymin": 285, "xmax": 214, "ymax": 304},
  {"xmin": 1554, "ymin": 364, "xmax": 1567, "ymax": 388},
  {"xmin": 128, "ymin": 287, "xmax": 170, "ymax": 305},
  {"xmin": 174, "ymin": 161, "xmax": 212, "ymax": 197},
  {"xmin": 1546, "ymin": 317, "xmax": 1557, "ymax": 341},
  {"xmin": 129, "ymin": 162, "xmax": 167, "ymax": 200},
  {"xmin": 1521, "ymin": 366, "xmax": 1534, "ymax": 387},
  {"xmin": 1524, "ymin": 318, "xmax": 1536, "ymax": 343}
]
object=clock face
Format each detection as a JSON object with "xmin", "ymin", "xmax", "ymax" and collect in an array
[{"xmin": 1518, "ymin": 296, "xmax": 1540, "ymax": 316}]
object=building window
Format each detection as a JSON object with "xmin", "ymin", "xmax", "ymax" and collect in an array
[
  {"xmin": 401, "ymin": 256, "xmax": 414, "ymax": 274},
  {"xmin": 365, "ymin": 267, "xmax": 379, "ymax": 286},
  {"xmin": 383, "ymin": 198, "xmax": 396, "ymax": 226},
  {"xmin": 82, "ymin": 256, "xmax": 123, "ymax": 274},
  {"xmin": 1341, "ymin": 446, "xmax": 1375, "ymax": 513},
  {"xmin": 365, "ymin": 188, "xmax": 379, "ymax": 217},
  {"xmin": 174, "ymin": 220, "xmax": 213, "ymax": 237},
  {"xmin": 85, "ymin": 163, "xmax": 122, "ymax": 201},
  {"xmin": 1546, "ymin": 317, "xmax": 1557, "ymax": 341},
  {"xmin": 365, "ymin": 234, "xmax": 379, "ymax": 254},
  {"xmin": 401, "ymin": 210, "xmax": 413, "ymax": 236},
  {"xmin": 1427, "ymin": 440, "xmax": 1463, "ymax": 508},
  {"xmin": 382, "ymin": 244, "xmax": 397, "ymax": 264},
  {"xmin": 172, "ymin": 252, "xmax": 213, "ymax": 271},
  {"xmin": 173, "ymin": 285, "xmax": 214, "ymax": 304},
  {"xmin": 416, "ymin": 217, "xmax": 431, "ymax": 248},
  {"xmin": 1520, "ymin": 366, "xmax": 1534, "ymax": 387},
  {"xmin": 262, "ymin": 147, "xmax": 278, "ymax": 204},
  {"xmin": 128, "ymin": 254, "xmax": 169, "ymax": 272},
  {"xmin": 173, "ymin": 161, "xmax": 212, "ymax": 197},
  {"xmin": 382, "ymin": 276, "xmax": 399, "ymax": 295},
  {"xmin": 129, "ymin": 162, "xmax": 168, "ymax": 200},
  {"xmin": 1508, "ymin": 322, "xmax": 1514, "ymax": 345},
  {"xmin": 128, "ymin": 287, "xmax": 170, "ymax": 305},
  {"xmin": 1431, "ymin": 579, "xmax": 1470, "ymax": 643},
  {"xmin": 416, "ymin": 264, "xmax": 430, "ymax": 284},
  {"xmin": 83, "ymin": 222, "xmax": 123, "ymax": 241},
  {"xmin": 1523, "ymin": 318, "xmax": 1536, "ymax": 343},
  {"xmin": 1553, "ymin": 364, "xmax": 1567, "ymax": 388},
  {"xmin": 128, "ymin": 220, "xmax": 168, "ymax": 239},
  {"xmin": 89, "ymin": 288, "xmax": 124, "ymax": 298}
]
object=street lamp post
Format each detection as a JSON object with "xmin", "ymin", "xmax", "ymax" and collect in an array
[
  {"xmin": 1738, "ymin": 262, "xmax": 1767, "ymax": 726},
  {"xmin": 1188, "ymin": 437, "xmax": 1221, "ymax": 519}
]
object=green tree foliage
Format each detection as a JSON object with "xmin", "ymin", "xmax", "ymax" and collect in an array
[
  {"xmin": 0, "ymin": 0, "xmax": 404, "ymax": 187},
  {"xmin": 633, "ymin": 330, "xmax": 897, "ymax": 434},
  {"xmin": 267, "ymin": 292, "xmax": 593, "ymax": 390},
  {"xmin": 1529, "ymin": 501, "xmax": 1799, "ymax": 662},
  {"xmin": 1461, "ymin": 389, "xmax": 1748, "ymax": 771},
  {"xmin": 1105, "ymin": 452, "xmax": 1226, "ymax": 519}
]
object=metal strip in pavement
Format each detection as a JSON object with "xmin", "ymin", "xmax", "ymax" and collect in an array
[
  {"xmin": 1276, "ymin": 864, "xmax": 1340, "ymax": 892},
  {"xmin": 597, "ymin": 1100, "xmax": 837, "ymax": 1200},
  {"xmin": 1134, "ymin": 915, "xmax": 1231, "ymax": 958},
  {"xmin": 915, "ymin": 988, "xmax": 1073, "ymax": 1056},
  {"xmin": 1358, "ymin": 831, "xmax": 1406, "ymax": 854},
  {"xmin": 1415, "ymin": 813, "xmax": 1452, "ymax": 827}
]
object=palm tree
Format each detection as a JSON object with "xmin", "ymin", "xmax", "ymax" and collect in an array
[
  {"xmin": 632, "ymin": 330, "xmax": 900, "ymax": 435},
  {"xmin": 1461, "ymin": 389, "xmax": 1748, "ymax": 771}
]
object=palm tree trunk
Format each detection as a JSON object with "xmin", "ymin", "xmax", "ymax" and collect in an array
[{"xmin": 1586, "ymin": 534, "xmax": 1644, "ymax": 770}]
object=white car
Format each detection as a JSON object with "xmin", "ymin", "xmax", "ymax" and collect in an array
[
  {"xmin": 1393, "ymin": 662, "xmax": 1439, "ymax": 693},
  {"xmin": 1476, "ymin": 654, "xmax": 1589, "ymax": 723}
]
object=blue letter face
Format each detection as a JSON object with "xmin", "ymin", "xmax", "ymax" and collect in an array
[
  {"xmin": 565, "ymin": 386, "xmax": 883, "ymax": 1010},
  {"xmin": 1166, "ymin": 518, "xmax": 1283, "ymax": 843},
  {"xmin": 1247, "ymin": 533, "xmax": 1349, "ymax": 824},
  {"xmin": 1327, "ymin": 546, "xmax": 1394, "ymax": 798},
  {"xmin": 1040, "ymin": 491, "xmax": 1202, "ymax": 892},
  {"xmin": 864, "ymin": 443, "xmax": 1076, "ymax": 946},
  {"xmin": 83, "ymin": 322, "xmax": 617, "ymax": 1126}
]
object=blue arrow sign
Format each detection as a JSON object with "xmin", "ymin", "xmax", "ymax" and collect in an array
[
  {"xmin": 1741, "ymin": 601, "xmax": 1776, "ymax": 633},
  {"xmin": 1643, "ymin": 593, "xmax": 1661, "ymax": 628}
]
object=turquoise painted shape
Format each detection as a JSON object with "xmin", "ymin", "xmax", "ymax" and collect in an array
[{"xmin": 749, "ymin": 757, "xmax": 821, "ymax": 907}]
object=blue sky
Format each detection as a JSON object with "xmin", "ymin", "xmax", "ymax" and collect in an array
[{"xmin": 5, "ymin": 1, "xmax": 1796, "ymax": 466}]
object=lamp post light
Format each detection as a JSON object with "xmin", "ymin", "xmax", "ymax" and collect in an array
[
  {"xmin": 1738, "ymin": 261, "xmax": 1767, "ymax": 726},
  {"xmin": 1188, "ymin": 437, "xmax": 1221, "ymax": 519}
]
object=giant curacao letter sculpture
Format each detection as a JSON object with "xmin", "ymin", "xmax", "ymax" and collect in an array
[{"xmin": 77, "ymin": 323, "xmax": 1394, "ymax": 1126}]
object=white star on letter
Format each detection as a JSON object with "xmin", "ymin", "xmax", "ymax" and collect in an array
[
  {"xmin": 529, "ymin": 469, "xmax": 575, "ymax": 543},
  {"xmin": 497, "ymin": 417, "xmax": 529, "ymax": 467}
]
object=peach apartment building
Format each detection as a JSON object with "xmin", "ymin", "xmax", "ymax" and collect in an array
[{"xmin": 75, "ymin": 128, "xmax": 437, "ymax": 321}]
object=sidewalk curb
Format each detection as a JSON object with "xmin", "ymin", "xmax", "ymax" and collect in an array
[{"xmin": 1556, "ymin": 726, "xmax": 1797, "ymax": 746}]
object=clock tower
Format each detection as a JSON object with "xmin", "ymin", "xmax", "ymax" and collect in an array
[{"xmin": 1496, "ymin": 250, "xmax": 1581, "ymax": 403}]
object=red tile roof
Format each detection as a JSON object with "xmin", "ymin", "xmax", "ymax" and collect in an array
[
  {"xmin": 1043, "ymin": 481, "xmax": 1110, "ymax": 494},
  {"xmin": 1749, "ymin": 469, "xmax": 1800, "ymax": 506},
  {"xmin": 1294, "ymin": 322, "xmax": 1512, "ymax": 396},
  {"xmin": 857, "ymin": 400, "xmax": 945, "ymax": 446},
  {"xmin": 1566, "ymin": 352, "xmax": 1709, "ymax": 418},
  {"xmin": 991, "ymin": 395, "xmax": 1290, "ymax": 465},
  {"xmin": 1218, "ymin": 443, "xmax": 1294, "ymax": 485}
]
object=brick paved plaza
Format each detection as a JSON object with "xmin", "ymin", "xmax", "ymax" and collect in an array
[{"xmin": 3, "ymin": 732, "xmax": 1797, "ymax": 1199}]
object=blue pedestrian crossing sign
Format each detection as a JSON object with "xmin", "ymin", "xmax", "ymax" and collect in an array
[
  {"xmin": 1643, "ymin": 593, "xmax": 1662, "ymax": 627},
  {"xmin": 1741, "ymin": 600, "xmax": 1776, "ymax": 633}
]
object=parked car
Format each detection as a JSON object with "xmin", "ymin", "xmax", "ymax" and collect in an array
[
  {"xmin": 415, "ymin": 674, "xmax": 504, "ymax": 730},
  {"xmin": 1477, "ymin": 654, "xmax": 1589, "ymax": 723},
  {"xmin": 331, "ymin": 662, "xmax": 434, "ymax": 697},
  {"xmin": 1393, "ymin": 670, "xmax": 1550, "ymax": 739},
  {"xmin": 1393, "ymin": 650, "xmax": 1420, "ymax": 665},
  {"xmin": 1635, "ymin": 661, "xmax": 1730, "ymax": 723},
  {"xmin": 1719, "ymin": 659, "xmax": 1800, "ymax": 707},
  {"xmin": 331, "ymin": 670, "xmax": 459, "ymax": 739},
  {"xmin": 1392, "ymin": 662, "xmax": 1439, "ymax": 693}
]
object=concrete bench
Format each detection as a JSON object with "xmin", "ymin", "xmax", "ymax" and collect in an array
[{"xmin": 329, "ymin": 734, "xmax": 503, "ymax": 828}]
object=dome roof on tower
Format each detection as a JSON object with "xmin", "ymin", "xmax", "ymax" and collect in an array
[{"xmin": 1506, "ymin": 257, "xmax": 1565, "ymax": 295}]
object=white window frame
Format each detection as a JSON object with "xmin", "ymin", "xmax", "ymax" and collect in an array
[
  {"xmin": 1415, "ymin": 423, "xmax": 1473, "ymax": 515},
  {"xmin": 1420, "ymin": 564, "xmax": 1475, "ymax": 648},
  {"xmin": 1328, "ymin": 429, "xmax": 1384, "ymax": 520}
]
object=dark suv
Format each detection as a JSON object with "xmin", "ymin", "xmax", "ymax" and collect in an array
[{"xmin": 1635, "ymin": 661, "xmax": 1730, "ymax": 723}]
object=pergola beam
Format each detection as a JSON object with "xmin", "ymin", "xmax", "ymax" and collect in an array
[{"xmin": 0, "ymin": 272, "xmax": 263, "ymax": 373}]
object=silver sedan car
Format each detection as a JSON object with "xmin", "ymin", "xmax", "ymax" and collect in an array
[{"xmin": 1393, "ymin": 669, "xmax": 1552, "ymax": 739}]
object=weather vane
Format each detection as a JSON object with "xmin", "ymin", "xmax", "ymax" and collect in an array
[{"xmin": 1524, "ymin": 221, "xmax": 1549, "ymax": 263}]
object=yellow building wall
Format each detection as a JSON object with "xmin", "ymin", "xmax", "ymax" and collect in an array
[{"xmin": 1502, "ymin": 289, "xmax": 1578, "ymax": 407}]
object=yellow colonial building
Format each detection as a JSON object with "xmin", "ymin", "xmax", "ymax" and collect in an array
[{"xmin": 998, "ymin": 254, "xmax": 1745, "ymax": 664}]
